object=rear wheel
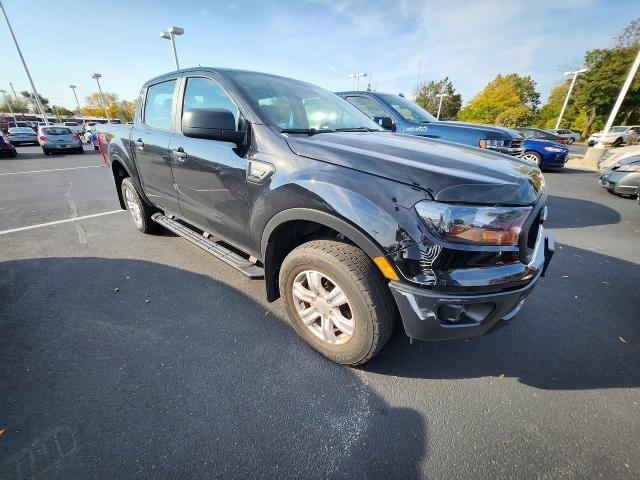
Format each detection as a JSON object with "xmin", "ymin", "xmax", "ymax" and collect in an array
[
  {"xmin": 77, "ymin": 148, "xmax": 84, "ymax": 154},
  {"xmin": 521, "ymin": 150, "xmax": 543, "ymax": 167},
  {"xmin": 566, "ymin": 137, "xmax": 575, "ymax": 145},
  {"xmin": 121, "ymin": 177, "xmax": 160, "ymax": 234},
  {"xmin": 42, "ymin": 148, "xmax": 49, "ymax": 155},
  {"xmin": 613, "ymin": 137, "xmax": 624, "ymax": 147},
  {"xmin": 279, "ymin": 240, "xmax": 395, "ymax": 365}
]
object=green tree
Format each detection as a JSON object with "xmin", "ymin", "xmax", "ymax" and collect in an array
[
  {"xmin": 51, "ymin": 105, "xmax": 75, "ymax": 117},
  {"xmin": 572, "ymin": 44, "xmax": 640, "ymax": 137},
  {"xmin": 494, "ymin": 105, "xmax": 537, "ymax": 128},
  {"xmin": 457, "ymin": 74, "xmax": 539, "ymax": 124},
  {"xmin": 413, "ymin": 77, "xmax": 462, "ymax": 120},
  {"xmin": 82, "ymin": 92, "xmax": 136, "ymax": 122},
  {"xmin": 534, "ymin": 81, "xmax": 575, "ymax": 129},
  {"xmin": 0, "ymin": 95, "xmax": 29, "ymax": 116},
  {"xmin": 20, "ymin": 90, "xmax": 51, "ymax": 112},
  {"xmin": 615, "ymin": 17, "xmax": 640, "ymax": 48}
]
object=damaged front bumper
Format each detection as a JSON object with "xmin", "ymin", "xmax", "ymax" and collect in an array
[{"xmin": 389, "ymin": 232, "xmax": 554, "ymax": 341}]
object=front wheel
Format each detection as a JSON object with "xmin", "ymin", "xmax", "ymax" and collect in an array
[
  {"xmin": 121, "ymin": 177, "xmax": 160, "ymax": 234},
  {"xmin": 566, "ymin": 137, "xmax": 575, "ymax": 145},
  {"xmin": 521, "ymin": 150, "xmax": 543, "ymax": 167},
  {"xmin": 279, "ymin": 240, "xmax": 396, "ymax": 365},
  {"xmin": 613, "ymin": 137, "xmax": 624, "ymax": 147}
]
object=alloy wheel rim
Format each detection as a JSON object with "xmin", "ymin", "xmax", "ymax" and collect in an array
[
  {"xmin": 521, "ymin": 153, "xmax": 539, "ymax": 164},
  {"xmin": 125, "ymin": 188, "xmax": 142, "ymax": 227},
  {"xmin": 291, "ymin": 270, "xmax": 354, "ymax": 345}
]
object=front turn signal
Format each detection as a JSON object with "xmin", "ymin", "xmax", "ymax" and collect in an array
[{"xmin": 373, "ymin": 256, "xmax": 400, "ymax": 281}]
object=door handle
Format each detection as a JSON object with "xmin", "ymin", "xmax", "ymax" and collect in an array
[
  {"xmin": 135, "ymin": 138, "xmax": 144, "ymax": 150},
  {"xmin": 173, "ymin": 147, "xmax": 187, "ymax": 161}
]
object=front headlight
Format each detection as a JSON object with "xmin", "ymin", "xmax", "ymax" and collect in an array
[
  {"xmin": 415, "ymin": 201, "xmax": 532, "ymax": 246},
  {"xmin": 479, "ymin": 139, "xmax": 507, "ymax": 148},
  {"xmin": 543, "ymin": 146, "xmax": 565, "ymax": 153}
]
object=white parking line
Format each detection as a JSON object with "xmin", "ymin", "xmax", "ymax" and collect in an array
[
  {"xmin": 0, "ymin": 165, "xmax": 104, "ymax": 176},
  {"xmin": 0, "ymin": 210, "xmax": 124, "ymax": 235}
]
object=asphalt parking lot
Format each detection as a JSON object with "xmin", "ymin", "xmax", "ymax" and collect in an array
[{"xmin": 1, "ymin": 144, "xmax": 639, "ymax": 479}]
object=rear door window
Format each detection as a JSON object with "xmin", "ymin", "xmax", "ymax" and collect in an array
[{"xmin": 144, "ymin": 79, "xmax": 177, "ymax": 130}]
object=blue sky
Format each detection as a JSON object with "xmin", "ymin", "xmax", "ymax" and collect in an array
[{"xmin": 1, "ymin": 0, "xmax": 636, "ymax": 109}]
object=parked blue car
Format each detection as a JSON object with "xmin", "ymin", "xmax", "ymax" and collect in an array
[
  {"xmin": 337, "ymin": 91, "xmax": 524, "ymax": 157},
  {"xmin": 516, "ymin": 136, "xmax": 569, "ymax": 169}
]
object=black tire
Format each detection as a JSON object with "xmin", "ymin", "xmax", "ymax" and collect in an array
[
  {"xmin": 42, "ymin": 148, "xmax": 49, "ymax": 155},
  {"xmin": 566, "ymin": 137, "xmax": 574, "ymax": 145},
  {"xmin": 613, "ymin": 137, "xmax": 623, "ymax": 147},
  {"xmin": 279, "ymin": 239, "xmax": 396, "ymax": 365},
  {"xmin": 93, "ymin": 145, "xmax": 99, "ymax": 150},
  {"xmin": 9, "ymin": 150, "xmax": 17, "ymax": 158},
  {"xmin": 121, "ymin": 177, "xmax": 160, "ymax": 234},
  {"xmin": 77, "ymin": 148, "xmax": 84, "ymax": 154}
]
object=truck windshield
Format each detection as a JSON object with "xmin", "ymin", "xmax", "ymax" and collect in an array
[
  {"xmin": 227, "ymin": 71, "xmax": 382, "ymax": 133},
  {"xmin": 377, "ymin": 94, "xmax": 438, "ymax": 123}
]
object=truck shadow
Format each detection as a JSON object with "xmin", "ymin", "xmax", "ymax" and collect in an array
[
  {"xmin": 0, "ymin": 257, "xmax": 425, "ymax": 480},
  {"xmin": 545, "ymin": 195, "xmax": 621, "ymax": 228},
  {"xmin": 365, "ymin": 243, "xmax": 640, "ymax": 391}
]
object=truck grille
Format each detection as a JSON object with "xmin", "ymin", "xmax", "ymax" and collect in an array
[
  {"xmin": 519, "ymin": 198, "xmax": 545, "ymax": 263},
  {"xmin": 509, "ymin": 139, "xmax": 523, "ymax": 150}
]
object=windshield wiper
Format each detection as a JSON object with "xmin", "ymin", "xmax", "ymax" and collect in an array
[
  {"xmin": 280, "ymin": 128, "xmax": 334, "ymax": 136},
  {"xmin": 334, "ymin": 127, "xmax": 381, "ymax": 132}
]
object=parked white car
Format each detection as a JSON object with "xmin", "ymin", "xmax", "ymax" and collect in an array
[
  {"xmin": 588, "ymin": 126, "xmax": 640, "ymax": 147},
  {"xmin": 55, "ymin": 121, "xmax": 84, "ymax": 135},
  {"xmin": 597, "ymin": 144, "xmax": 640, "ymax": 171},
  {"xmin": 546, "ymin": 128, "xmax": 580, "ymax": 144}
]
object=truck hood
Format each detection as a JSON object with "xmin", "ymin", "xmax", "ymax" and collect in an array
[
  {"xmin": 438, "ymin": 121, "xmax": 521, "ymax": 140},
  {"xmin": 284, "ymin": 131, "xmax": 544, "ymax": 206}
]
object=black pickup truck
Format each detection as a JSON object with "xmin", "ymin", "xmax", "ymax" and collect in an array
[{"xmin": 97, "ymin": 68, "xmax": 554, "ymax": 365}]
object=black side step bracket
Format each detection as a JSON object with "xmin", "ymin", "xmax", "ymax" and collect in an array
[{"xmin": 152, "ymin": 213, "xmax": 264, "ymax": 279}]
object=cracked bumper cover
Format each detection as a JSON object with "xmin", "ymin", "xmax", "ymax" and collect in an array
[{"xmin": 389, "ymin": 232, "xmax": 554, "ymax": 341}]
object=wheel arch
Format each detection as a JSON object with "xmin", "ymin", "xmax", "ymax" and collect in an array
[
  {"xmin": 260, "ymin": 208, "xmax": 388, "ymax": 302},
  {"xmin": 111, "ymin": 156, "xmax": 130, "ymax": 210}
]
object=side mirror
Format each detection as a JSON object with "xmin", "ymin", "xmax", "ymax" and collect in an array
[
  {"xmin": 182, "ymin": 108, "xmax": 245, "ymax": 144},
  {"xmin": 373, "ymin": 116, "xmax": 395, "ymax": 131}
]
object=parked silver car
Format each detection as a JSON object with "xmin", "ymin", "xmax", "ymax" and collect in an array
[
  {"xmin": 7, "ymin": 127, "xmax": 38, "ymax": 145},
  {"xmin": 37, "ymin": 126, "xmax": 84, "ymax": 155},
  {"xmin": 546, "ymin": 128, "xmax": 580, "ymax": 144}
]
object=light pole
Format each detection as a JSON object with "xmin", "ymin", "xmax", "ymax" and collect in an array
[
  {"xmin": 554, "ymin": 67, "xmax": 588, "ymax": 129},
  {"xmin": 596, "ymin": 47, "xmax": 640, "ymax": 148},
  {"xmin": 348, "ymin": 72, "xmax": 367, "ymax": 91},
  {"xmin": 0, "ymin": 89, "xmax": 17, "ymax": 124},
  {"xmin": 69, "ymin": 85, "xmax": 86, "ymax": 127},
  {"xmin": 91, "ymin": 73, "xmax": 111, "ymax": 123},
  {"xmin": 159, "ymin": 26, "xmax": 184, "ymax": 70},
  {"xmin": 435, "ymin": 92, "xmax": 449, "ymax": 120},
  {"xmin": 0, "ymin": 1, "xmax": 49, "ymax": 124}
]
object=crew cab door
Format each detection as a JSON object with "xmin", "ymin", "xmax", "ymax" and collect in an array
[
  {"xmin": 170, "ymin": 75, "xmax": 249, "ymax": 249},
  {"xmin": 133, "ymin": 78, "xmax": 179, "ymax": 213}
]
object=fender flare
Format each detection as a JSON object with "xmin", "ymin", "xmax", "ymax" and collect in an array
[
  {"xmin": 110, "ymin": 153, "xmax": 153, "ymax": 209},
  {"xmin": 260, "ymin": 208, "xmax": 387, "ymax": 261}
]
